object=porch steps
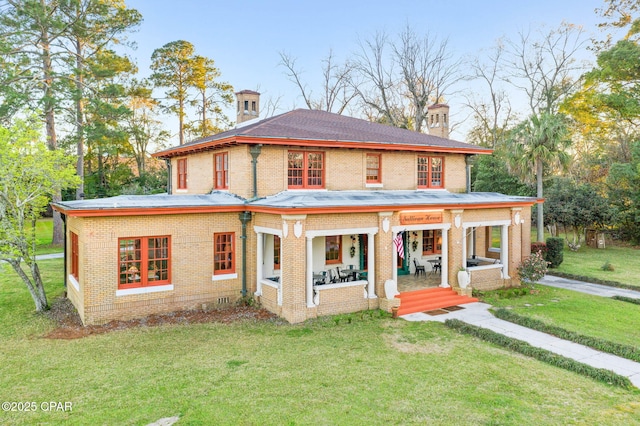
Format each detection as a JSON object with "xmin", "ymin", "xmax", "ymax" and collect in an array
[{"xmin": 395, "ymin": 287, "xmax": 479, "ymax": 316}]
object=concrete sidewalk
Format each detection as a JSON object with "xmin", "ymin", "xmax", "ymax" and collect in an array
[
  {"xmin": 539, "ymin": 274, "xmax": 640, "ymax": 299},
  {"xmin": 402, "ymin": 302, "xmax": 640, "ymax": 387}
]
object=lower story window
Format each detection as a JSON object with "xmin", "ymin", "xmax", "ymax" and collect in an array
[
  {"xmin": 325, "ymin": 235, "xmax": 342, "ymax": 264},
  {"xmin": 214, "ymin": 232, "xmax": 235, "ymax": 274},
  {"xmin": 119, "ymin": 236, "xmax": 170, "ymax": 289},
  {"xmin": 71, "ymin": 232, "xmax": 79, "ymax": 279},
  {"xmin": 273, "ymin": 235, "xmax": 281, "ymax": 270},
  {"xmin": 422, "ymin": 230, "xmax": 442, "ymax": 255}
]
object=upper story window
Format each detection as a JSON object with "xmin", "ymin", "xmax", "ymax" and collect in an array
[
  {"xmin": 70, "ymin": 232, "xmax": 79, "ymax": 279},
  {"xmin": 366, "ymin": 154, "xmax": 381, "ymax": 184},
  {"xmin": 417, "ymin": 156, "xmax": 444, "ymax": 188},
  {"xmin": 214, "ymin": 152, "xmax": 229, "ymax": 189},
  {"xmin": 177, "ymin": 158, "xmax": 187, "ymax": 190},
  {"xmin": 288, "ymin": 151, "xmax": 324, "ymax": 189},
  {"xmin": 422, "ymin": 230, "xmax": 442, "ymax": 255},
  {"xmin": 214, "ymin": 232, "xmax": 235, "ymax": 275},
  {"xmin": 119, "ymin": 236, "xmax": 170, "ymax": 289}
]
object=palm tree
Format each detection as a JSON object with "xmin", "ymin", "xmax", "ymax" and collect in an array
[{"xmin": 507, "ymin": 113, "xmax": 571, "ymax": 242}]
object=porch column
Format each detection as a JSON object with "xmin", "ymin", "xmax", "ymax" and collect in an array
[
  {"xmin": 501, "ymin": 224, "xmax": 510, "ymax": 278},
  {"xmin": 306, "ymin": 236, "xmax": 315, "ymax": 307},
  {"xmin": 392, "ymin": 231, "xmax": 398, "ymax": 285},
  {"xmin": 367, "ymin": 232, "xmax": 376, "ymax": 298},
  {"xmin": 255, "ymin": 232, "xmax": 263, "ymax": 296},
  {"xmin": 461, "ymin": 226, "xmax": 468, "ymax": 271},
  {"xmin": 440, "ymin": 229, "xmax": 450, "ymax": 287}
]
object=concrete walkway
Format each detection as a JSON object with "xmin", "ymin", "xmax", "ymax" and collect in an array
[
  {"xmin": 36, "ymin": 253, "xmax": 64, "ymax": 260},
  {"xmin": 401, "ymin": 276, "xmax": 640, "ymax": 388},
  {"xmin": 539, "ymin": 274, "xmax": 640, "ymax": 299}
]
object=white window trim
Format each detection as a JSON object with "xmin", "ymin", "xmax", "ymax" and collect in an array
[
  {"xmin": 116, "ymin": 284, "xmax": 174, "ymax": 297},
  {"xmin": 212, "ymin": 273, "xmax": 238, "ymax": 281},
  {"xmin": 365, "ymin": 183, "xmax": 383, "ymax": 188},
  {"xmin": 68, "ymin": 275, "xmax": 80, "ymax": 292}
]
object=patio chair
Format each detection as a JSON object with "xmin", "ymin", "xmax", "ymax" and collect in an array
[
  {"xmin": 328, "ymin": 268, "xmax": 340, "ymax": 283},
  {"xmin": 413, "ymin": 258, "xmax": 426, "ymax": 276},
  {"xmin": 432, "ymin": 257, "xmax": 442, "ymax": 275},
  {"xmin": 315, "ymin": 271, "xmax": 328, "ymax": 285},
  {"xmin": 336, "ymin": 267, "xmax": 350, "ymax": 282}
]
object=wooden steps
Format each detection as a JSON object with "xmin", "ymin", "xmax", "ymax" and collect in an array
[{"xmin": 395, "ymin": 287, "xmax": 478, "ymax": 316}]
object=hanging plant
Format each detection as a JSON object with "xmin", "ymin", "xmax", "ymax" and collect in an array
[
  {"xmin": 350, "ymin": 245, "xmax": 356, "ymax": 257},
  {"xmin": 412, "ymin": 240, "xmax": 418, "ymax": 251}
]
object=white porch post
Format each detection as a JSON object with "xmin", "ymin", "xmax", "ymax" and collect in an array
[
  {"xmin": 392, "ymin": 232, "xmax": 398, "ymax": 285},
  {"xmin": 461, "ymin": 226, "xmax": 468, "ymax": 270},
  {"xmin": 501, "ymin": 224, "xmax": 510, "ymax": 278},
  {"xmin": 440, "ymin": 228, "xmax": 450, "ymax": 287},
  {"xmin": 255, "ymin": 232, "xmax": 263, "ymax": 296},
  {"xmin": 367, "ymin": 232, "xmax": 376, "ymax": 298},
  {"xmin": 306, "ymin": 236, "xmax": 315, "ymax": 307}
]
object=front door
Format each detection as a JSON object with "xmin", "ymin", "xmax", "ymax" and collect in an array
[{"xmin": 397, "ymin": 232, "xmax": 409, "ymax": 275}]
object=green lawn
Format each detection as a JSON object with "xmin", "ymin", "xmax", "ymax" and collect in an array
[
  {"xmin": 554, "ymin": 244, "xmax": 640, "ymax": 287},
  {"xmin": 1, "ymin": 260, "xmax": 640, "ymax": 424},
  {"xmin": 481, "ymin": 285, "xmax": 640, "ymax": 348},
  {"xmin": 32, "ymin": 218, "xmax": 62, "ymax": 255}
]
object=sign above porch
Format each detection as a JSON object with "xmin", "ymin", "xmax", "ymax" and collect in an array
[{"xmin": 399, "ymin": 210, "xmax": 443, "ymax": 225}]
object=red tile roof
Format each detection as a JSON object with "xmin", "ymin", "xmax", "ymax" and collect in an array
[{"xmin": 154, "ymin": 109, "xmax": 490, "ymax": 159}]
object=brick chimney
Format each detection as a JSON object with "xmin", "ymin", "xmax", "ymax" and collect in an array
[
  {"xmin": 235, "ymin": 90, "xmax": 260, "ymax": 124},
  {"xmin": 427, "ymin": 104, "xmax": 449, "ymax": 139}
]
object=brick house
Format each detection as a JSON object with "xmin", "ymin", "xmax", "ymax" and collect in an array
[{"xmin": 52, "ymin": 92, "xmax": 537, "ymax": 325}]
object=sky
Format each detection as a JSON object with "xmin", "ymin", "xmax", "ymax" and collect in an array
[{"xmin": 125, "ymin": 0, "xmax": 608, "ymax": 142}]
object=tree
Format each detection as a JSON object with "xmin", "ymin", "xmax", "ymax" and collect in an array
[
  {"xmin": 0, "ymin": 119, "xmax": 79, "ymax": 311},
  {"xmin": 545, "ymin": 177, "xmax": 612, "ymax": 250},
  {"xmin": 473, "ymin": 153, "xmax": 534, "ymax": 196},
  {"xmin": 57, "ymin": 0, "xmax": 142, "ymax": 199},
  {"xmin": 464, "ymin": 42, "xmax": 516, "ymax": 148},
  {"xmin": 279, "ymin": 50, "xmax": 357, "ymax": 114},
  {"xmin": 0, "ymin": 0, "xmax": 71, "ymax": 245},
  {"xmin": 150, "ymin": 40, "xmax": 195, "ymax": 145},
  {"xmin": 504, "ymin": 23, "xmax": 587, "ymax": 116},
  {"xmin": 188, "ymin": 54, "xmax": 233, "ymax": 137},
  {"xmin": 506, "ymin": 113, "xmax": 572, "ymax": 242},
  {"xmin": 126, "ymin": 78, "xmax": 169, "ymax": 176},
  {"xmin": 352, "ymin": 26, "xmax": 460, "ymax": 131},
  {"xmin": 607, "ymin": 140, "xmax": 640, "ymax": 243}
]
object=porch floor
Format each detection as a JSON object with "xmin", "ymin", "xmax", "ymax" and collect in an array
[{"xmin": 397, "ymin": 272, "xmax": 442, "ymax": 293}]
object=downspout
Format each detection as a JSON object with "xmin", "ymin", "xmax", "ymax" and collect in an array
[
  {"xmin": 465, "ymin": 155, "xmax": 475, "ymax": 193},
  {"xmin": 62, "ymin": 213, "xmax": 67, "ymax": 289},
  {"xmin": 249, "ymin": 144, "xmax": 262, "ymax": 200},
  {"xmin": 165, "ymin": 159, "xmax": 172, "ymax": 195},
  {"xmin": 239, "ymin": 211, "xmax": 252, "ymax": 298}
]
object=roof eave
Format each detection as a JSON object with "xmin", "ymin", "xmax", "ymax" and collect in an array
[{"xmin": 153, "ymin": 135, "xmax": 492, "ymax": 159}]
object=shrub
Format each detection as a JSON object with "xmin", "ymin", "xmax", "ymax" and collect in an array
[
  {"xmin": 517, "ymin": 250, "xmax": 549, "ymax": 285},
  {"xmin": 601, "ymin": 260, "xmax": 615, "ymax": 272},
  {"xmin": 531, "ymin": 242, "xmax": 547, "ymax": 254},
  {"xmin": 545, "ymin": 237, "xmax": 564, "ymax": 268}
]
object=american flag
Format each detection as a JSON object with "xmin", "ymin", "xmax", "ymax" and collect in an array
[{"xmin": 394, "ymin": 231, "xmax": 404, "ymax": 259}]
